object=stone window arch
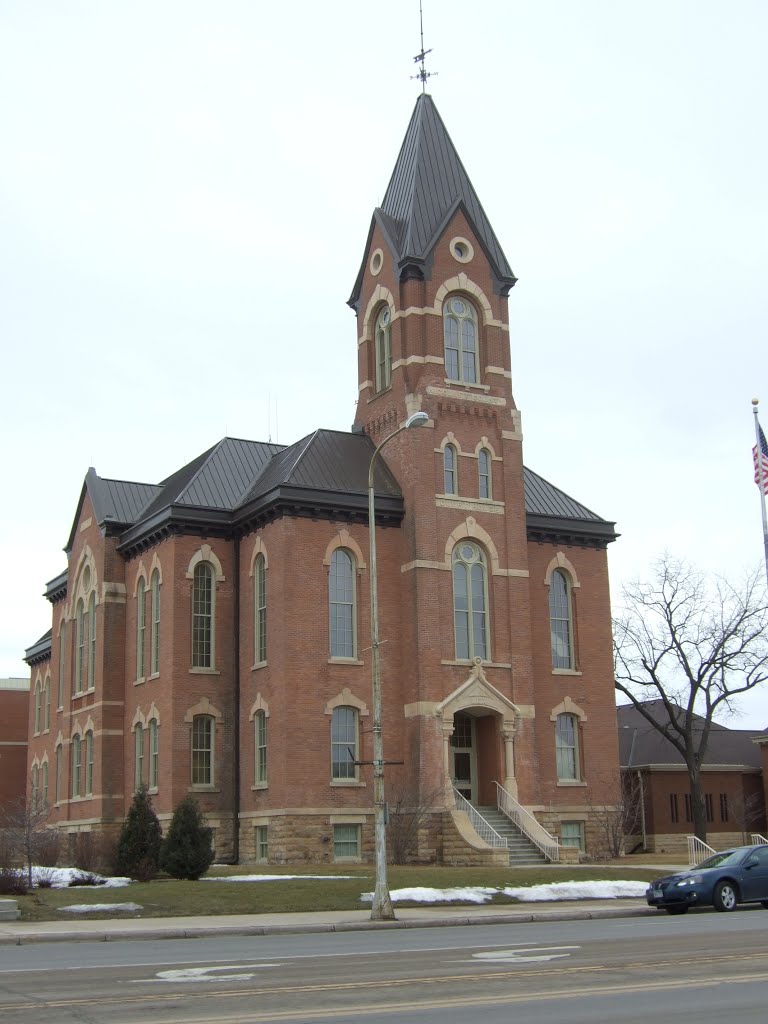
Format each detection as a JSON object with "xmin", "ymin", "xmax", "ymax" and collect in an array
[
  {"xmin": 550, "ymin": 697, "xmax": 587, "ymax": 783},
  {"xmin": 452, "ymin": 541, "xmax": 490, "ymax": 661},
  {"xmin": 186, "ymin": 546, "xmax": 225, "ymax": 672},
  {"xmin": 443, "ymin": 294, "xmax": 479, "ymax": 383}
]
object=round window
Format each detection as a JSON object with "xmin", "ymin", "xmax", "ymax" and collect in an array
[
  {"xmin": 459, "ymin": 543, "xmax": 477, "ymax": 562},
  {"xmin": 451, "ymin": 298, "xmax": 466, "ymax": 316},
  {"xmin": 370, "ymin": 249, "xmax": 383, "ymax": 276}
]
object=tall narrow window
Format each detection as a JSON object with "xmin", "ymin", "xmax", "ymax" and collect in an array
[
  {"xmin": 705, "ymin": 793, "xmax": 714, "ymax": 823},
  {"xmin": 85, "ymin": 730, "xmax": 94, "ymax": 796},
  {"xmin": 31, "ymin": 765, "xmax": 39, "ymax": 813},
  {"xmin": 549, "ymin": 570, "xmax": 574, "ymax": 670},
  {"xmin": 555, "ymin": 713, "xmax": 579, "ymax": 781},
  {"xmin": 88, "ymin": 592, "xmax": 96, "ymax": 688},
  {"xmin": 41, "ymin": 762, "xmax": 49, "ymax": 809},
  {"xmin": 255, "ymin": 824, "xmax": 268, "ymax": 862},
  {"xmin": 192, "ymin": 563, "xmax": 214, "ymax": 668},
  {"xmin": 670, "ymin": 793, "xmax": 679, "ymax": 823},
  {"xmin": 443, "ymin": 296, "xmax": 478, "ymax": 383},
  {"xmin": 331, "ymin": 706, "xmax": 358, "ymax": 780},
  {"xmin": 44, "ymin": 677, "xmax": 51, "ymax": 731},
  {"xmin": 329, "ymin": 549, "xmax": 356, "ymax": 658},
  {"xmin": 149, "ymin": 719, "xmax": 159, "ymax": 789},
  {"xmin": 150, "ymin": 569, "xmax": 161, "ymax": 674},
  {"xmin": 375, "ymin": 306, "xmax": 392, "ymax": 392},
  {"xmin": 719, "ymin": 793, "xmax": 728, "ymax": 822},
  {"xmin": 55, "ymin": 744, "xmax": 62, "ymax": 804},
  {"xmin": 72, "ymin": 734, "xmax": 82, "ymax": 798},
  {"xmin": 444, "ymin": 444, "xmax": 457, "ymax": 495},
  {"xmin": 254, "ymin": 711, "xmax": 268, "ymax": 785},
  {"xmin": 75, "ymin": 600, "xmax": 85, "ymax": 694},
  {"xmin": 137, "ymin": 577, "xmax": 146, "ymax": 679},
  {"xmin": 255, "ymin": 555, "xmax": 267, "ymax": 664},
  {"xmin": 192, "ymin": 715, "xmax": 213, "ymax": 786},
  {"xmin": 134, "ymin": 725, "xmax": 144, "ymax": 791},
  {"xmin": 58, "ymin": 621, "xmax": 66, "ymax": 707},
  {"xmin": 478, "ymin": 448, "xmax": 491, "ymax": 499},
  {"xmin": 452, "ymin": 542, "xmax": 489, "ymax": 661},
  {"xmin": 34, "ymin": 682, "xmax": 42, "ymax": 734}
]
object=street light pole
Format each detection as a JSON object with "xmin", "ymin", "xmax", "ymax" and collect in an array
[{"xmin": 368, "ymin": 409, "xmax": 429, "ymax": 921}]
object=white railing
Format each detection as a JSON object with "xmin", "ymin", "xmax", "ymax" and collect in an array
[
  {"xmin": 494, "ymin": 782, "xmax": 560, "ymax": 862},
  {"xmin": 750, "ymin": 833, "xmax": 768, "ymax": 845},
  {"xmin": 452, "ymin": 788, "xmax": 508, "ymax": 849},
  {"xmin": 687, "ymin": 835, "xmax": 716, "ymax": 866}
]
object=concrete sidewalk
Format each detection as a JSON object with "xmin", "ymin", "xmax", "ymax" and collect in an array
[{"xmin": 0, "ymin": 899, "xmax": 657, "ymax": 945}]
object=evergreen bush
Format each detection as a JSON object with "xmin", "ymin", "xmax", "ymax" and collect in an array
[
  {"xmin": 115, "ymin": 785, "xmax": 162, "ymax": 881},
  {"xmin": 159, "ymin": 796, "xmax": 214, "ymax": 880}
]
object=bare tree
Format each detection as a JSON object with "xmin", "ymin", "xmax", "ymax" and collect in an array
[
  {"xmin": 587, "ymin": 772, "xmax": 644, "ymax": 860},
  {"xmin": 0, "ymin": 794, "xmax": 52, "ymax": 888},
  {"xmin": 387, "ymin": 782, "xmax": 445, "ymax": 865},
  {"xmin": 729, "ymin": 792, "xmax": 765, "ymax": 845},
  {"xmin": 614, "ymin": 556, "xmax": 768, "ymax": 842}
]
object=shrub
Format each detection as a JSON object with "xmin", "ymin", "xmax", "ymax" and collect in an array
[
  {"xmin": 0, "ymin": 867, "xmax": 28, "ymax": 896},
  {"xmin": 115, "ymin": 786, "xmax": 162, "ymax": 881},
  {"xmin": 68, "ymin": 871, "xmax": 106, "ymax": 887},
  {"xmin": 36, "ymin": 830, "xmax": 60, "ymax": 867},
  {"xmin": 159, "ymin": 797, "xmax": 215, "ymax": 881},
  {"xmin": 34, "ymin": 867, "xmax": 57, "ymax": 888}
]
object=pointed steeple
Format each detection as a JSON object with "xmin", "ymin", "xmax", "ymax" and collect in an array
[{"xmin": 349, "ymin": 94, "xmax": 516, "ymax": 307}]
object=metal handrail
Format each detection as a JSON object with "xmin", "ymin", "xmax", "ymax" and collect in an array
[
  {"xmin": 494, "ymin": 782, "xmax": 560, "ymax": 862},
  {"xmin": 750, "ymin": 833, "xmax": 768, "ymax": 845},
  {"xmin": 452, "ymin": 787, "xmax": 508, "ymax": 849},
  {"xmin": 687, "ymin": 835, "xmax": 716, "ymax": 866}
]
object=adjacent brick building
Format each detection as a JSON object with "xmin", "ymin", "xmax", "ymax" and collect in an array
[
  {"xmin": 0, "ymin": 678, "xmax": 30, "ymax": 816},
  {"xmin": 24, "ymin": 94, "xmax": 620, "ymax": 864}
]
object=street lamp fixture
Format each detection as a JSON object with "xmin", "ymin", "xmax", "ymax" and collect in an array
[{"xmin": 368, "ymin": 409, "xmax": 429, "ymax": 921}]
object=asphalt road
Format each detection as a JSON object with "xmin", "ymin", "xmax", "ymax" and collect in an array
[{"xmin": 1, "ymin": 910, "xmax": 767, "ymax": 1023}]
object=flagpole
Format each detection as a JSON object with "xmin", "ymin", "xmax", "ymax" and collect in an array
[{"xmin": 752, "ymin": 398, "xmax": 768, "ymax": 587}]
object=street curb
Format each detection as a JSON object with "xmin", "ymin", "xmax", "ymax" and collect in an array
[{"xmin": 0, "ymin": 904, "xmax": 657, "ymax": 945}]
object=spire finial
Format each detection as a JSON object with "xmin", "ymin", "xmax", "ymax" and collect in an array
[{"xmin": 412, "ymin": 0, "xmax": 437, "ymax": 92}]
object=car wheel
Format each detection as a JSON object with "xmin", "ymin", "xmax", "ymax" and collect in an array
[
  {"xmin": 665, "ymin": 905, "xmax": 689, "ymax": 915},
  {"xmin": 761, "ymin": 901, "xmax": 768, "ymax": 909},
  {"xmin": 712, "ymin": 881, "xmax": 738, "ymax": 912}
]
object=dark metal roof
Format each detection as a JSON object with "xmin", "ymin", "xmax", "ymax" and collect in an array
[
  {"xmin": 44, "ymin": 569, "xmax": 68, "ymax": 604},
  {"xmin": 523, "ymin": 467, "xmax": 617, "ymax": 548},
  {"xmin": 617, "ymin": 702, "xmax": 767, "ymax": 770},
  {"xmin": 349, "ymin": 94, "xmax": 517, "ymax": 306},
  {"xmin": 523, "ymin": 467, "xmax": 602, "ymax": 521},
  {"xmin": 24, "ymin": 629, "xmax": 52, "ymax": 666},
  {"xmin": 65, "ymin": 470, "xmax": 161, "ymax": 551}
]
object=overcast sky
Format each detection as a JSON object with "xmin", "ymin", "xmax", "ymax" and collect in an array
[{"xmin": 2, "ymin": 1, "xmax": 766, "ymax": 724}]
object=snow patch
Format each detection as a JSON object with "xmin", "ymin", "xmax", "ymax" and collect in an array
[{"xmin": 58, "ymin": 903, "xmax": 143, "ymax": 914}]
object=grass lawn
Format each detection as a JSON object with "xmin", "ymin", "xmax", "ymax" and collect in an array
[{"xmin": 17, "ymin": 863, "xmax": 659, "ymax": 922}]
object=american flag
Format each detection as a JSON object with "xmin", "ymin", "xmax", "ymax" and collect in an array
[{"xmin": 754, "ymin": 422, "xmax": 768, "ymax": 495}]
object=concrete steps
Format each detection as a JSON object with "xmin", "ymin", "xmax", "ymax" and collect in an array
[
  {"xmin": 0, "ymin": 899, "xmax": 20, "ymax": 921},
  {"xmin": 476, "ymin": 806, "xmax": 549, "ymax": 866}
]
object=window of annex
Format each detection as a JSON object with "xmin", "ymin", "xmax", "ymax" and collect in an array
[
  {"xmin": 43, "ymin": 675, "xmax": 51, "ymax": 732},
  {"xmin": 150, "ymin": 569, "xmax": 161, "ymax": 675},
  {"xmin": 31, "ymin": 764, "xmax": 39, "ymax": 813},
  {"xmin": 549, "ymin": 569, "xmax": 575, "ymax": 670},
  {"xmin": 452, "ymin": 541, "xmax": 490, "ymax": 661},
  {"xmin": 134, "ymin": 723, "xmax": 144, "ymax": 792},
  {"xmin": 331, "ymin": 706, "xmax": 358, "ymax": 782},
  {"xmin": 329, "ymin": 548, "xmax": 357, "ymax": 659},
  {"xmin": 555, "ymin": 713, "xmax": 580, "ymax": 782},
  {"xmin": 254, "ymin": 710, "xmax": 267, "ymax": 786},
  {"xmin": 191, "ymin": 714, "xmax": 214, "ymax": 787},
  {"xmin": 443, "ymin": 444, "xmax": 458, "ymax": 495},
  {"xmin": 333, "ymin": 823, "xmax": 361, "ymax": 860},
  {"xmin": 33, "ymin": 680, "xmax": 42, "ymax": 735},
  {"xmin": 41, "ymin": 761, "xmax": 49, "ymax": 810},
  {"xmin": 148, "ymin": 718, "xmax": 159, "ymax": 790},
  {"xmin": 137, "ymin": 576, "xmax": 147, "ymax": 680},
  {"xmin": 71, "ymin": 734, "xmax": 82, "ymax": 798},
  {"xmin": 443, "ymin": 295, "xmax": 479, "ymax": 384},
  {"xmin": 58, "ymin": 620, "xmax": 66, "ymax": 708},
  {"xmin": 374, "ymin": 305, "xmax": 392, "ymax": 393},
  {"xmin": 254, "ymin": 554, "xmax": 267, "ymax": 665},
  {"xmin": 255, "ymin": 824, "xmax": 268, "ymax": 862},
  {"xmin": 85, "ymin": 729, "xmax": 94, "ymax": 796},
  {"xmin": 478, "ymin": 448, "xmax": 492, "ymax": 499}
]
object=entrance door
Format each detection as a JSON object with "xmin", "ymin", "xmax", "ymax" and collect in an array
[{"xmin": 451, "ymin": 713, "xmax": 476, "ymax": 803}]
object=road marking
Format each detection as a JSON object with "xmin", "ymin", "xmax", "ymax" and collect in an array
[
  {"xmin": 468, "ymin": 945, "xmax": 580, "ymax": 963},
  {"xmin": 150, "ymin": 964, "xmax": 281, "ymax": 984}
]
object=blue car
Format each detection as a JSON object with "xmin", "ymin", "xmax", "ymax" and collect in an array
[{"xmin": 647, "ymin": 845, "xmax": 768, "ymax": 914}]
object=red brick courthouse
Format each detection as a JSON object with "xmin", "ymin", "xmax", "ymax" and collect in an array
[{"xmin": 25, "ymin": 95, "xmax": 620, "ymax": 864}]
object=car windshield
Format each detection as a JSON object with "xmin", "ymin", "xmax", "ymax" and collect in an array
[{"xmin": 697, "ymin": 850, "xmax": 746, "ymax": 869}]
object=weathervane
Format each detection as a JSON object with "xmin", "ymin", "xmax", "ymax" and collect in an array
[{"xmin": 412, "ymin": 0, "xmax": 437, "ymax": 91}]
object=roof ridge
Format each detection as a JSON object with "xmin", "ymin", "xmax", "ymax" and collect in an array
[
  {"xmin": 524, "ymin": 465, "xmax": 603, "ymax": 521},
  {"xmin": 282, "ymin": 430, "xmax": 321, "ymax": 482}
]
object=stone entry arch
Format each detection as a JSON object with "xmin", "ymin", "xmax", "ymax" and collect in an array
[{"xmin": 436, "ymin": 658, "xmax": 520, "ymax": 805}]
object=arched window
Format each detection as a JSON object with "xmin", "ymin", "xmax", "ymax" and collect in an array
[
  {"xmin": 72, "ymin": 734, "xmax": 82, "ymax": 798},
  {"xmin": 137, "ymin": 577, "xmax": 146, "ymax": 679},
  {"xmin": 191, "ymin": 714, "xmax": 214, "ymax": 786},
  {"xmin": 43, "ymin": 677, "xmax": 51, "ymax": 731},
  {"xmin": 85, "ymin": 730, "xmax": 94, "ymax": 796},
  {"xmin": 329, "ymin": 549, "xmax": 356, "ymax": 659},
  {"xmin": 254, "ymin": 710, "xmax": 267, "ymax": 785},
  {"xmin": 58, "ymin": 621, "xmax": 66, "ymax": 707},
  {"xmin": 192, "ymin": 563, "xmax": 214, "ymax": 668},
  {"xmin": 148, "ymin": 719, "xmax": 159, "ymax": 789},
  {"xmin": 452, "ymin": 542, "xmax": 489, "ymax": 661},
  {"xmin": 549, "ymin": 569, "xmax": 574, "ymax": 669},
  {"xmin": 443, "ymin": 296, "xmax": 478, "ymax": 383},
  {"xmin": 134, "ymin": 724, "xmax": 144, "ymax": 791},
  {"xmin": 444, "ymin": 444, "xmax": 457, "ymax": 495},
  {"xmin": 555, "ymin": 713, "xmax": 579, "ymax": 780},
  {"xmin": 254, "ymin": 554, "xmax": 267, "ymax": 664},
  {"xmin": 331, "ymin": 706, "xmax": 358, "ymax": 780},
  {"xmin": 55, "ymin": 744, "xmax": 62, "ymax": 804},
  {"xmin": 34, "ymin": 682, "xmax": 42, "ymax": 735},
  {"xmin": 41, "ymin": 761, "xmax": 49, "ymax": 809},
  {"xmin": 75, "ymin": 600, "xmax": 85, "ymax": 694},
  {"xmin": 87, "ymin": 592, "xmax": 96, "ymax": 689},
  {"xmin": 150, "ymin": 569, "xmax": 161, "ymax": 674},
  {"xmin": 375, "ymin": 305, "xmax": 392, "ymax": 392},
  {"xmin": 31, "ymin": 764, "xmax": 39, "ymax": 813},
  {"xmin": 478, "ymin": 448, "xmax": 491, "ymax": 499}
]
